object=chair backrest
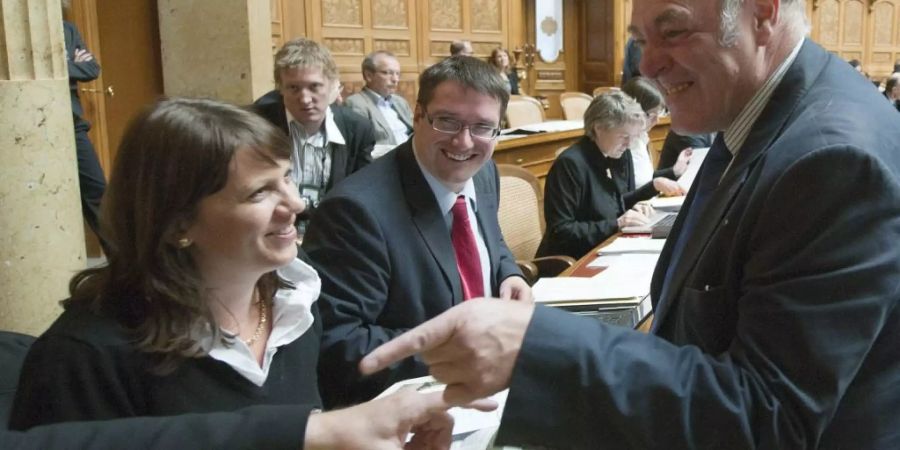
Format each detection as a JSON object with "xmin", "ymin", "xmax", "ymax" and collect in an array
[
  {"xmin": 505, "ymin": 95, "xmax": 545, "ymax": 128},
  {"xmin": 497, "ymin": 164, "xmax": 545, "ymax": 261},
  {"xmin": 559, "ymin": 92, "xmax": 592, "ymax": 120},
  {"xmin": 592, "ymin": 86, "xmax": 622, "ymax": 97}
]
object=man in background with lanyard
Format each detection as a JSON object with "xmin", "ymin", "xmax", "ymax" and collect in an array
[{"xmin": 255, "ymin": 38, "xmax": 374, "ymax": 233}]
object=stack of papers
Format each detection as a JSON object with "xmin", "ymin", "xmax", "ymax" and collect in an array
[
  {"xmin": 598, "ymin": 238, "xmax": 665, "ymax": 254},
  {"xmin": 533, "ymin": 253, "xmax": 659, "ymax": 306},
  {"xmin": 648, "ymin": 195, "xmax": 685, "ymax": 212}
]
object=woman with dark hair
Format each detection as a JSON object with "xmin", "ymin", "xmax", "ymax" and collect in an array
[
  {"xmin": 489, "ymin": 48, "xmax": 520, "ymax": 94},
  {"xmin": 10, "ymin": 98, "xmax": 468, "ymax": 447},
  {"xmin": 621, "ymin": 77, "xmax": 691, "ymax": 201}
]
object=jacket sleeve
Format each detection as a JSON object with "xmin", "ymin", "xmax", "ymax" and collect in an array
[
  {"xmin": 65, "ymin": 22, "xmax": 100, "ymax": 82},
  {"xmin": 542, "ymin": 155, "xmax": 619, "ymax": 258},
  {"xmin": 498, "ymin": 145, "xmax": 900, "ymax": 449},
  {"xmin": 623, "ymin": 180, "xmax": 659, "ymax": 208},
  {"xmin": 3, "ymin": 404, "xmax": 311, "ymax": 450},
  {"xmin": 348, "ymin": 113, "xmax": 375, "ymax": 172},
  {"xmin": 302, "ymin": 195, "xmax": 424, "ymax": 407},
  {"xmin": 10, "ymin": 334, "xmax": 141, "ymax": 429}
]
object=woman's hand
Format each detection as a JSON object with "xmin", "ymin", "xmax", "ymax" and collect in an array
[
  {"xmin": 652, "ymin": 177, "xmax": 685, "ymax": 197},
  {"xmin": 672, "ymin": 148, "xmax": 693, "ymax": 177},
  {"xmin": 617, "ymin": 209, "xmax": 651, "ymax": 229}
]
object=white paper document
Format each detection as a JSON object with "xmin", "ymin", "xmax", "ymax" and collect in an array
[
  {"xmin": 534, "ymin": 253, "xmax": 658, "ymax": 303},
  {"xmin": 648, "ymin": 195, "xmax": 685, "ymax": 212},
  {"xmin": 598, "ymin": 237, "xmax": 665, "ymax": 254},
  {"xmin": 676, "ymin": 147, "xmax": 709, "ymax": 191}
]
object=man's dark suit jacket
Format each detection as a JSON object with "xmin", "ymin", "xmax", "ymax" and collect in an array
[
  {"xmin": 64, "ymin": 21, "xmax": 99, "ymax": 130},
  {"xmin": 497, "ymin": 40, "xmax": 900, "ymax": 449},
  {"xmin": 253, "ymin": 94, "xmax": 374, "ymax": 195},
  {"xmin": 303, "ymin": 141, "xmax": 522, "ymax": 407},
  {"xmin": 537, "ymin": 136, "xmax": 656, "ymax": 259}
]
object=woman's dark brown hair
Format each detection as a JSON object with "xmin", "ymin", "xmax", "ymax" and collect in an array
[{"xmin": 67, "ymin": 98, "xmax": 292, "ymax": 370}]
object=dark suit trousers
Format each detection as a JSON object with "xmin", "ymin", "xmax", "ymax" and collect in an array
[{"xmin": 74, "ymin": 127, "xmax": 106, "ymax": 238}]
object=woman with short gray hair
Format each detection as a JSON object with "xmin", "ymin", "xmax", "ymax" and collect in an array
[{"xmin": 535, "ymin": 92, "xmax": 654, "ymax": 259}]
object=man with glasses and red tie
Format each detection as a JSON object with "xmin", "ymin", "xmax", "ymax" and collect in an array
[{"xmin": 302, "ymin": 56, "xmax": 531, "ymax": 409}]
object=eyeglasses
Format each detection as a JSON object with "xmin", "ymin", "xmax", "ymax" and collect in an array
[
  {"xmin": 376, "ymin": 69, "xmax": 401, "ymax": 77},
  {"xmin": 423, "ymin": 111, "xmax": 501, "ymax": 141}
]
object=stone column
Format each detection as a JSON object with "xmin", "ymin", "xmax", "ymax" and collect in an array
[
  {"xmin": 158, "ymin": 0, "xmax": 273, "ymax": 104},
  {"xmin": 0, "ymin": 0, "xmax": 87, "ymax": 335}
]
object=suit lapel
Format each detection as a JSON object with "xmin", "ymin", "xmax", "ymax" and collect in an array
[
  {"xmin": 397, "ymin": 144, "xmax": 462, "ymax": 301},
  {"xmin": 392, "ymin": 97, "xmax": 413, "ymax": 129},
  {"xmin": 472, "ymin": 164, "xmax": 499, "ymax": 294},
  {"xmin": 652, "ymin": 40, "xmax": 821, "ymax": 330},
  {"xmin": 362, "ymin": 90, "xmax": 395, "ymax": 143},
  {"xmin": 327, "ymin": 108, "xmax": 349, "ymax": 189}
]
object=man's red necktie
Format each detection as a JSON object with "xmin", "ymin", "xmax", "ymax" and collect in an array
[{"xmin": 451, "ymin": 195, "xmax": 484, "ymax": 300}]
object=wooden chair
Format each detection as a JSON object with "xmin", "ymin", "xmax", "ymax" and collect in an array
[
  {"xmin": 559, "ymin": 92, "xmax": 592, "ymax": 120},
  {"xmin": 505, "ymin": 95, "xmax": 545, "ymax": 128},
  {"xmin": 497, "ymin": 164, "xmax": 575, "ymax": 284},
  {"xmin": 592, "ymin": 86, "xmax": 622, "ymax": 97}
]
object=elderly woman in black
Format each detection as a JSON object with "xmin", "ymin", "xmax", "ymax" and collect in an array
[
  {"xmin": 11, "ymin": 98, "xmax": 476, "ymax": 449},
  {"xmin": 536, "ymin": 92, "xmax": 653, "ymax": 259}
]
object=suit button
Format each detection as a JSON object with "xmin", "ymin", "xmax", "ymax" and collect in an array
[{"xmin": 704, "ymin": 284, "xmax": 711, "ymax": 291}]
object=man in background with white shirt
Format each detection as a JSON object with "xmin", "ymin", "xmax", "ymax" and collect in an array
[{"xmin": 345, "ymin": 51, "xmax": 413, "ymax": 147}]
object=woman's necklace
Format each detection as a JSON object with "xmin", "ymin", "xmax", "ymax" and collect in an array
[{"xmin": 242, "ymin": 290, "xmax": 268, "ymax": 347}]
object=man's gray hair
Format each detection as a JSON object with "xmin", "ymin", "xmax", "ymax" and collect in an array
[
  {"xmin": 718, "ymin": 0, "xmax": 809, "ymax": 47},
  {"xmin": 584, "ymin": 91, "xmax": 646, "ymax": 139},
  {"xmin": 274, "ymin": 38, "xmax": 339, "ymax": 87},
  {"xmin": 361, "ymin": 50, "xmax": 396, "ymax": 75}
]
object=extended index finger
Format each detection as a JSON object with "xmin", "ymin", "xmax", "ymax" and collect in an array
[{"xmin": 359, "ymin": 308, "xmax": 459, "ymax": 375}]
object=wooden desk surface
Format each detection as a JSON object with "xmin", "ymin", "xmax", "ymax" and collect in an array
[{"xmin": 558, "ymin": 233, "xmax": 655, "ymax": 332}]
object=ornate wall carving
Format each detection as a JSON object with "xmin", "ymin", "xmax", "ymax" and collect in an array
[
  {"xmin": 431, "ymin": 0, "xmax": 462, "ymax": 31},
  {"xmin": 818, "ymin": 0, "xmax": 840, "ymax": 44},
  {"xmin": 473, "ymin": 42, "xmax": 503, "ymax": 54},
  {"xmin": 471, "ymin": 0, "xmax": 501, "ymax": 32},
  {"xmin": 872, "ymin": 2, "xmax": 895, "ymax": 46},
  {"xmin": 323, "ymin": 38, "xmax": 365, "ymax": 55},
  {"xmin": 373, "ymin": 0, "xmax": 408, "ymax": 28},
  {"xmin": 373, "ymin": 39, "xmax": 411, "ymax": 56},
  {"xmin": 323, "ymin": 0, "xmax": 362, "ymax": 27},
  {"xmin": 842, "ymin": 0, "xmax": 864, "ymax": 44}
]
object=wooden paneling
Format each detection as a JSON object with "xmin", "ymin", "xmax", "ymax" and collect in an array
[
  {"xmin": 580, "ymin": 0, "xmax": 616, "ymax": 93},
  {"xmin": 273, "ymin": 0, "xmax": 535, "ymax": 107},
  {"xmin": 811, "ymin": 0, "xmax": 900, "ymax": 80}
]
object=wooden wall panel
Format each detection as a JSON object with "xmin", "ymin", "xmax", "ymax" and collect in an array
[
  {"xmin": 270, "ymin": 0, "xmax": 571, "ymax": 110},
  {"xmin": 811, "ymin": 0, "xmax": 900, "ymax": 80},
  {"xmin": 580, "ymin": 0, "xmax": 615, "ymax": 93}
]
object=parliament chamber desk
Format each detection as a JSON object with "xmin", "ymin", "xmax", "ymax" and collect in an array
[
  {"xmin": 558, "ymin": 233, "xmax": 655, "ymax": 333},
  {"xmin": 492, "ymin": 117, "xmax": 672, "ymax": 186}
]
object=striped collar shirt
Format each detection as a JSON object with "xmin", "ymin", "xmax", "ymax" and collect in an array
[
  {"xmin": 285, "ymin": 106, "xmax": 346, "ymax": 189},
  {"xmin": 721, "ymin": 38, "xmax": 804, "ymax": 174}
]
